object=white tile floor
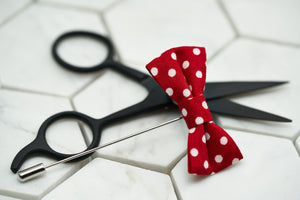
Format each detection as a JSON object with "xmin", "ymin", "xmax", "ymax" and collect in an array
[
  {"xmin": 172, "ymin": 129, "xmax": 300, "ymax": 200},
  {"xmin": 0, "ymin": 0, "xmax": 299, "ymax": 199},
  {"xmin": 43, "ymin": 158, "xmax": 177, "ymax": 200}
]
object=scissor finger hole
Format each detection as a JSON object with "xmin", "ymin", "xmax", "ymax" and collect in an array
[
  {"xmin": 45, "ymin": 118, "xmax": 92, "ymax": 154},
  {"xmin": 55, "ymin": 35, "xmax": 109, "ymax": 69}
]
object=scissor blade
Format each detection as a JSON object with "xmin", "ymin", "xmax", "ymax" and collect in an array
[
  {"xmin": 208, "ymin": 98, "xmax": 292, "ymax": 122},
  {"xmin": 205, "ymin": 81, "xmax": 288, "ymax": 100}
]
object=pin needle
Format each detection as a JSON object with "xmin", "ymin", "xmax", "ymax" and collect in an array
[{"xmin": 17, "ymin": 116, "xmax": 183, "ymax": 182}]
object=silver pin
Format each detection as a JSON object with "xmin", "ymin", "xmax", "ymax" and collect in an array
[{"xmin": 18, "ymin": 117, "xmax": 183, "ymax": 182}]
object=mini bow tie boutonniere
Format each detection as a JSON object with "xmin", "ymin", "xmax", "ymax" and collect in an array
[{"xmin": 146, "ymin": 46, "xmax": 243, "ymax": 174}]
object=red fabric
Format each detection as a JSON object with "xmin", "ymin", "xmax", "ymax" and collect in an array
[{"xmin": 146, "ymin": 46, "xmax": 243, "ymax": 175}]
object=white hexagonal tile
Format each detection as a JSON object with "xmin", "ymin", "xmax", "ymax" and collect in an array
[
  {"xmin": 0, "ymin": 195, "xmax": 20, "ymax": 200},
  {"xmin": 172, "ymin": 129, "xmax": 300, "ymax": 200},
  {"xmin": 105, "ymin": 0, "xmax": 235, "ymax": 71},
  {"xmin": 223, "ymin": 0, "xmax": 300, "ymax": 44},
  {"xmin": 207, "ymin": 38, "xmax": 300, "ymax": 138},
  {"xmin": 40, "ymin": 0, "xmax": 118, "ymax": 11},
  {"xmin": 0, "ymin": 3, "xmax": 107, "ymax": 96},
  {"xmin": 43, "ymin": 158, "xmax": 177, "ymax": 200},
  {"xmin": 73, "ymin": 70, "xmax": 188, "ymax": 172},
  {"xmin": 0, "ymin": 0, "xmax": 31, "ymax": 25},
  {"xmin": 93, "ymin": 110, "xmax": 187, "ymax": 172},
  {"xmin": 0, "ymin": 89, "xmax": 87, "ymax": 199},
  {"xmin": 73, "ymin": 70, "xmax": 148, "ymax": 119}
]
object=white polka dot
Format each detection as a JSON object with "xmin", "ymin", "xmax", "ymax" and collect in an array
[
  {"xmin": 205, "ymin": 132, "xmax": 210, "ymax": 140},
  {"xmin": 183, "ymin": 89, "xmax": 191, "ymax": 97},
  {"xmin": 150, "ymin": 67, "xmax": 158, "ymax": 76},
  {"xmin": 190, "ymin": 148, "xmax": 199, "ymax": 157},
  {"xmin": 202, "ymin": 135, "xmax": 206, "ymax": 143},
  {"xmin": 189, "ymin": 128, "xmax": 196, "ymax": 133},
  {"xmin": 220, "ymin": 136, "xmax": 228, "ymax": 145},
  {"xmin": 168, "ymin": 69, "xmax": 176, "ymax": 77},
  {"xmin": 193, "ymin": 48, "xmax": 201, "ymax": 55},
  {"xmin": 196, "ymin": 70, "xmax": 202, "ymax": 78},
  {"xmin": 232, "ymin": 158, "xmax": 239, "ymax": 165},
  {"xmin": 195, "ymin": 117, "xmax": 204, "ymax": 125},
  {"xmin": 182, "ymin": 61, "xmax": 189, "ymax": 69},
  {"xmin": 202, "ymin": 101, "xmax": 208, "ymax": 109},
  {"xmin": 215, "ymin": 155, "xmax": 223, "ymax": 163},
  {"xmin": 211, "ymin": 172, "xmax": 215, "ymax": 175},
  {"xmin": 204, "ymin": 160, "xmax": 209, "ymax": 169},
  {"xmin": 181, "ymin": 108, "xmax": 187, "ymax": 117},
  {"xmin": 189, "ymin": 85, "xmax": 192, "ymax": 91},
  {"xmin": 166, "ymin": 88, "xmax": 173, "ymax": 96},
  {"xmin": 171, "ymin": 52, "xmax": 177, "ymax": 60}
]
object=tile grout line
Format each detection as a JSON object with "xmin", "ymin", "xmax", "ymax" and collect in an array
[
  {"xmin": 0, "ymin": 0, "xmax": 34, "ymax": 29},
  {"xmin": 98, "ymin": 12, "xmax": 123, "ymax": 61},
  {"xmin": 102, "ymin": 0, "xmax": 124, "ymax": 13},
  {"xmin": 95, "ymin": 153, "xmax": 173, "ymax": 175},
  {"xmin": 223, "ymin": 124, "xmax": 294, "ymax": 140},
  {"xmin": 215, "ymin": 0, "xmax": 300, "ymax": 50},
  {"xmin": 292, "ymin": 130, "xmax": 300, "ymax": 157},
  {"xmin": 291, "ymin": 128, "xmax": 300, "ymax": 141},
  {"xmin": 293, "ymin": 141, "xmax": 300, "ymax": 157},
  {"xmin": 67, "ymin": 8, "xmax": 121, "ymax": 100},
  {"xmin": 69, "ymin": 98, "xmax": 92, "ymax": 147},
  {"xmin": 68, "ymin": 72, "xmax": 103, "ymax": 99},
  {"xmin": 242, "ymin": 35, "xmax": 300, "ymax": 49},
  {"xmin": 1, "ymin": 85, "xmax": 66, "ymax": 98},
  {"xmin": 39, "ymin": 159, "xmax": 91, "ymax": 200},
  {"xmin": 216, "ymin": 0, "xmax": 240, "ymax": 37},
  {"xmin": 37, "ymin": 1, "xmax": 101, "ymax": 13},
  {"xmin": 207, "ymin": 0, "xmax": 240, "ymax": 63},
  {"xmin": 37, "ymin": 0, "xmax": 124, "ymax": 14},
  {"xmin": 207, "ymin": 36, "xmax": 237, "ymax": 64},
  {"xmin": 0, "ymin": 190, "xmax": 36, "ymax": 200},
  {"xmin": 167, "ymin": 151, "xmax": 186, "ymax": 200},
  {"xmin": 167, "ymin": 151, "xmax": 187, "ymax": 174},
  {"xmin": 170, "ymin": 173, "xmax": 183, "ymax": 200}
]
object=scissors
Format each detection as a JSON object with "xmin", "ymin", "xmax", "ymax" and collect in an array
[{"xmin": 11, "ymin": 31, "xmax": 291, "ymax": 174}]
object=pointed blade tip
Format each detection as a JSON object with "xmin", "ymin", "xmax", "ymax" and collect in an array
[
  {"xmin": 272, "ymin": 116, "xmax": 292, "ymax": 123},
  {"xmin": 273, "ymin": 81, "xmax": 289, "ymax": 86}
]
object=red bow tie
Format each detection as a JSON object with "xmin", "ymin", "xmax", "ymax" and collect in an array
[{"xmin": 146, "ymin": 46, "xmax": 243, "ymax": 175}]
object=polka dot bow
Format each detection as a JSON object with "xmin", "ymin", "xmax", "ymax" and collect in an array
[{"xmin": 146, "ymin": 46, "xmax": 243, "ymax": 175}]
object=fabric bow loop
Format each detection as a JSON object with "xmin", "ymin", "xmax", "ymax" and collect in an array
[{"xmin": 146, "ymin": 46, "xmax": 243, "ymax": 175}]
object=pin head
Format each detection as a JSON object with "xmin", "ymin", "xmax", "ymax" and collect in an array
[{"xmin": 18, "ymin": 163, "xmax": 46, "ymax": 182}]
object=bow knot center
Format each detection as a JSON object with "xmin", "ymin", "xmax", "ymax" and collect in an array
[{"xmin": 178, "ymin": 95, "xmax": 212, "ymax": 129}]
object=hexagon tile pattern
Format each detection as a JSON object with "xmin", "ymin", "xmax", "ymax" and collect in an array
[
  {"xmin": 207, "ymin": 38, "xmax": 300, "ymax": 138},
  {"xmin": 172, "ymin": 129, "xmax": 300, "ymax": 200},
  {"xmin": 0, "ymin": 89, "xmax": 86, "ymax": 199},
  {"xmin": 0, "ymin": 3, "xmax": 107, "ymax": 96},
  {"xmin": 223, "ymin": 0, "xmax": 300, "ymax": 44},
  {"xmin": 73, "ymin": 70, "xmax": 188, "ymax": 172},
  {"xmin": 105, "ymin": 0, "xmax": 235, "ymax": 71},
  {"xmin": 1, "ymin": 0, "xmax": 300, "ymax": 199},
  {"xmin": 43, "ymin": 158, "xmax": 177, "ymax": 200}
]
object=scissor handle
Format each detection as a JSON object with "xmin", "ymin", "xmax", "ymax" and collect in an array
[
  {"xmin": 52, "ymin": 31, "xmax": 114, "ymax": 73},
  {"xmin": 11, "ymin": 111, "xmax": 102, "ymax": 173}
]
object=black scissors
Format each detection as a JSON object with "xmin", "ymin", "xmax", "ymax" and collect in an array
[{"xmin": 11, "ymin": 31, "xmax": 291, "ymax": 173}]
